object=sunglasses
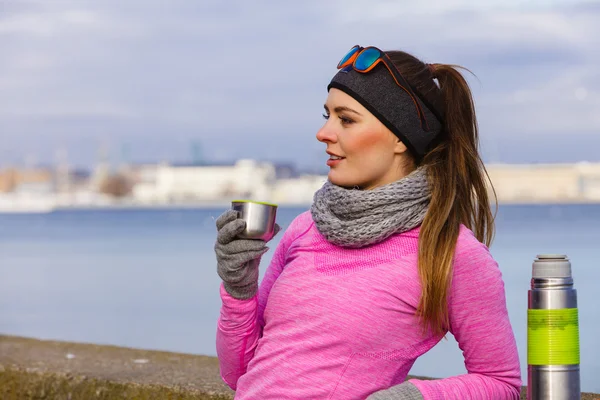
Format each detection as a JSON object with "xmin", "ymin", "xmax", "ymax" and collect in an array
[{"xmin": 337, "ymin": 45, "xmax": 428, "ymax": 130}]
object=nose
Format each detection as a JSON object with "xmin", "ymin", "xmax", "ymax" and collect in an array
[{"xmin": 316, "ymin": 121, "xmax": 338, "ymax": 144}]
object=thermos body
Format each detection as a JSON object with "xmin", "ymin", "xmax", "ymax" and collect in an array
[{"xmin": 528, "ymin": 255, "xmax": 580, "ymax": 400}]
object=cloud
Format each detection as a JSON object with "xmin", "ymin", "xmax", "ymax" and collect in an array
[
  {"xmin": 0, "ymin": 0, "xmax": 599, "ymax": 167},
  {"xmin": 480, "ymin": 65, "xmax": 600, "ymax": 135}
]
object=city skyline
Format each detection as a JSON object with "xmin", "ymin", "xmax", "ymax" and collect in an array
[{"xmin": 1, "ymin": 0, "xmax": 599, "ymax": 169}]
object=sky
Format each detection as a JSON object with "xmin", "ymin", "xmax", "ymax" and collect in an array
[{"xmin": 1, "ymin": 0, "xmax": 599, "ymax": 171}]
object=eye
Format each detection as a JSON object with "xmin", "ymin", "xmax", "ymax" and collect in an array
[
  {"xmin": 339, "ymin": 115, "xmax": 354, "ymax": 125},
  {"xmin": 322, "ymin": 113, "xmax": 330, "ymax": 120}
]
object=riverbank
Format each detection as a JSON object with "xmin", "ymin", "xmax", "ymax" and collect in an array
[{"xmin": 1, "ymin": 335, "xmax": 597, "ymax": 399}]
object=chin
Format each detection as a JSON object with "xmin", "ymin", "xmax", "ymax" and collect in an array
[{"xmin": 328, "ymin": 170, "xmax": 364, "ymax": 189}]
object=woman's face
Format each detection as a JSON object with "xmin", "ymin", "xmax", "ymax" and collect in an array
[{"xmin": 316, "ymin": 88, "xmax": 411, "ymax": 190}]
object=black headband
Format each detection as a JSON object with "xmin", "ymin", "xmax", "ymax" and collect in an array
[{"xmin": 327, "ymin": 64, "xmax": 442, "ymax": 158}]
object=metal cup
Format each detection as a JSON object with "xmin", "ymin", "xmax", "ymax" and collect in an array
[{"xmin": 231, "ymin": 200, "xmax": 278, "ymax": 241}]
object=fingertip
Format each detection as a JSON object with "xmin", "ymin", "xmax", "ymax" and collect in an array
[
  {"xmin": 216, "ymin": 209, "xmax": 239, "ymax": 229},
  {"xmin": 232, "ymin": 218, "xmax": 247, "ymax": 232},
  {"xmin": 217, "ymin": 219, "xmax": 247, "ymax": 244}
]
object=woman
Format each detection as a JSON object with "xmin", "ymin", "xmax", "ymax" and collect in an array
[{"xmin": 214, "ymin": 45, "xmax": 521, "ymax": 399}]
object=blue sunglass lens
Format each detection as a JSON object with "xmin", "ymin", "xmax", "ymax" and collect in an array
[
  {"xmin": 338, "ymin": 46, "xmax": 359, "ymax": 67},
  {"xmin": 354, "ymin": 48, "xmax": 381, "ymax": 71}
]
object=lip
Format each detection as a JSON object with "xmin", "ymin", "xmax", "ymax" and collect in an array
[
  {"xmin": 325, "ymin": 151, "xmax": 345, "ymax": 167},
  {"xmin": 326, "ymin": 156, "xmax": 345, "ymax": 167}
]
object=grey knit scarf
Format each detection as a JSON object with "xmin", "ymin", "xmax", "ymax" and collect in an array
[{"xmin": 310, "ymin": 168, "xmax": 430, "ymax": 248}]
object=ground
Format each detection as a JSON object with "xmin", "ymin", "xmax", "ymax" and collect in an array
[{"xmin": 1, "ymin": 335, "xmax": 597, "ymax": 399}]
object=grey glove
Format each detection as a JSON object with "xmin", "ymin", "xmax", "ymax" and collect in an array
[
  {"xmin": 214, "ymin": 209, "xmax": 280, "ymax": 300},
  {"xmin": 366, "ymin": 382, "xmax": 424, "ymax": 400}
]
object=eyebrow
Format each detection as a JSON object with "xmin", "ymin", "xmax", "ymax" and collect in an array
[{"xmin": 323, "ymin": 104, "xmax": 363, "ymax": 116}]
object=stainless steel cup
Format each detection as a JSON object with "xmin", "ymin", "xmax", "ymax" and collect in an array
[{"xmin": 231, "ymin": 200, "xmax": 278, "ymax": 241}]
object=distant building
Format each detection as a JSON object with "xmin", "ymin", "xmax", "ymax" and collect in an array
[
  {"xmin": 486, "ymin": 162, "xmax": 600, "ymax": 203},
  {"xmin": 575, "ymin": 162, "xmax": 600, "ymax": 201},
  {"xmin": 0, "ymin": 168, "xmax": 53, "ymax": 193},
  {"xmin": 4, "ymin": 160, "xmax": 600, "ymax": 209},
  {"xmin": 131, "ymin": 159, "xmax": 277, "ymax": 204},
  {"xmin": 271, "ymin": 175, "xmax": 326, "ymax": 205},
  {"xmin": 273, "ymin": 163, "xmax": 298, "ymax": 180}
]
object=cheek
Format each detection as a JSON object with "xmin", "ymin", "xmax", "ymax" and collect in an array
[
  {"xmin": 346, "ymin": 130, "xmax": 394, "ymax": 162},
  {"xmin": 345, "ymin": 130, "xmax": 382, "ymax": 154}
]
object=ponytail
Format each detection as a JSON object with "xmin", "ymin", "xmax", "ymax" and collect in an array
[
  {"xmin": 384, "ymin": 51, "xmax": 497, "ymax": 334},
  {"xmin": 373, "ymin": 52, "xmax": 497, "ymax": 336},
  {"xmin": 417, "ymin": 63, "xmax": 496, "ymax": 335}
]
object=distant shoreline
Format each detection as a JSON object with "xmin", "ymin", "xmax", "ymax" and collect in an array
[{"xmin": 0, "ymin": 201, "xmax": 599, "ymax": 215}]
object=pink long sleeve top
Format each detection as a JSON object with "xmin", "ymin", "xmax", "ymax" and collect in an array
[{"xmin": 216, "ymin": 211, "xmax": 522, "ymax": 399}]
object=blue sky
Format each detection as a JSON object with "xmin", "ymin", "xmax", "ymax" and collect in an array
[{"xmin": 1, "ymin": 0, "xmax": 599, "ymax": 170}]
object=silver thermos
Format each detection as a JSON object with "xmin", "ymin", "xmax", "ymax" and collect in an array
[{"xmin": 528, "ymin": 254, "xmax": 580, "ymax": 399}]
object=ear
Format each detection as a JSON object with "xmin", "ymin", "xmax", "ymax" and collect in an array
[{"xmin": 393, "ymin": 139, "xmax": 409, "ymax": 155}]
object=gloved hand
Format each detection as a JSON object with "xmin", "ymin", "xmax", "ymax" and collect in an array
[
  {"xmin": 214, "ymin": 209, "xmax": 280, "ymax": 300},
  {"xmin": 365, "ymin": 382, "xmax": 423, "ymax": 400}
]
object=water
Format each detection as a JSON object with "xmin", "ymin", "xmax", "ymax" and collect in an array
[{"xmin": 0, "ymin": 205, "xmax": 598, "ymax": 392}]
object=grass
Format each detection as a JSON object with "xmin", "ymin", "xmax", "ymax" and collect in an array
[
  {"xmin": 3, "ymin": 367, "xmax": 599, "ymax": 399},
  {"xmin": 0, "ymin": 367, "xmax": 233, "ymax": 400}
]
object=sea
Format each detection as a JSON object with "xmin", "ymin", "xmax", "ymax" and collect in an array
[{"xmin": 0, "ymin": 204, "xmax": 598, "ymax": 392}]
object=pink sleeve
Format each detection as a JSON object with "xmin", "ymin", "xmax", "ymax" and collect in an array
[
  {"xmin": 409, "ymin": 230, "xmax": 522, "ymax": 399},
  {"xmin": 215, "ymin": 212, "xmax": 310, "ymax": 390}
]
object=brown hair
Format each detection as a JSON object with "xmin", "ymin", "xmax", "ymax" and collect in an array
[{"xmin": 386, "ymin": 51, "xmax": 497, "ymax": 335}]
